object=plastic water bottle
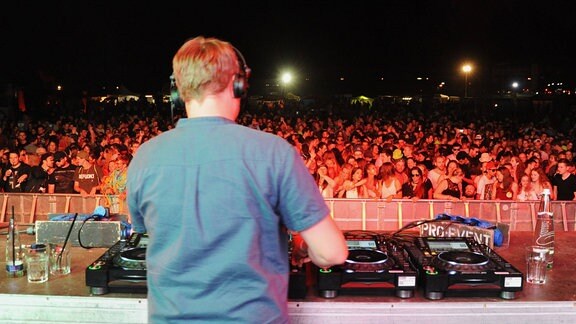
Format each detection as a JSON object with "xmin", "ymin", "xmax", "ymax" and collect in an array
[
  {"xmin": 533, "ymin": 188, "xmax": 554, "ymax": 268},
  {"xmin": 5, "ymin": 213, "xmax": 24, "ymax": 277}
]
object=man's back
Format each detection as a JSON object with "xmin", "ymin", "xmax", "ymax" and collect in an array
[{"xmin": 128, "ymin": 117, "xmax": 328, "ymax": 322}]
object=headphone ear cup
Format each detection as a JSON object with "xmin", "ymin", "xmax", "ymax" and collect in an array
[
  {"xmin": 233, "ymin": 73, "xmax": 246, "ymax": 98},
  {"xmin": 232, "ymin": 47, "xmax": 250, "ymax": 99},
  {"xmin": 170, "ymin": 74, "xmax": 185, "ymax": 108}
]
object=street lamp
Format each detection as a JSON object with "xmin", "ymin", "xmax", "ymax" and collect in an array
[
  {"xmin": 281, "ymin": 72, "xmax": 292, "ymax": 98},
  {"xmin": 462, "ymin": 64, "xmax": 472, "ymax": 98}
]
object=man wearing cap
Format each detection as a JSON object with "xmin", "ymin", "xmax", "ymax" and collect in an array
[
  {"xmin": 533, "ymin": 138, "xmax": 549, "ymax": 162},
  {"xmin": 73, "ymin": 150, "xmax": 103, "ymax": 197},
  {"xmin": 476, "ymin": 161, "xmax": 498, "ymax": 200},
  {"xmin": 53, "ymin": 151, "xmax": 77, "ymax": 193}
]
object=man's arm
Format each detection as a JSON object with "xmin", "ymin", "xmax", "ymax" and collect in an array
[{"xmin": 296, "ymin": 216, "xmax": 348, "ymax": 269}]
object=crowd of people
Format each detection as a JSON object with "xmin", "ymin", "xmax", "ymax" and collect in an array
[
  {"xmin": 0, "ymin": 123, "xmax": 132, "ymax": 209},
  {"xmin": 2, "ymin": 35, "xmax": 576, "ymax": 322},
  {"xmin": 0, "ymin": 92, "xmax": 575, "ymax": 203}
]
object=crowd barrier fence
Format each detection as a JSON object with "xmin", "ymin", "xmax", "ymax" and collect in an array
[
  {"xmin": 1, "ymin": 193, "xmax": 127, "ymax": 225},
  {"xmin": 2, "ymin": 194, "xmax": 575, "ymax": 233}
]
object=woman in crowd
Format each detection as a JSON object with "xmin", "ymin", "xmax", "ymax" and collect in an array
[
  {"xmin": 323, "ymin": 150, "xmax": 342, "ymax": 177},
  {"xmin": 337, "ymin": 166, "xmax": 367, "ymax": 198},
  {"xmin": 402, "ymin": 166, "xmax": 429, "ymax": 200},
  {"xmin": 530, "ymin": 168, "xmax": 553, "ymax": 198},
  {"xmin": 491, "ymin": 166, "xmax": 518, "ymax": 200},
  {"xmin": 379, "ymin": 162, "xmax": 402, "ymax": 200},
  {"xmin": 333, "ymin": 162, "xmax": 353, "ymax": 196},
  {"xmin": 101, "ymin": 151, "xmax": 132, "ymax": 210},
  {"xmin": 433, "ymin": 167, "xmax": 464, "ymax": 201},
  {"xmin": 316, "ymin": 165, "xmax": 336, "ymax": 198},
  {"xmin": 416, "ymin": 163, "xmax": 435, "ymax": 198},
  {"xmin": 364, "ymin": 163, "xmax": 380, "ymax": 199},
  {"xmin": 446, "ymin": 160, "xmax": 460, "ymax": 179},
  {"xmin": 510, "ymin": 155, "xmax": 525, "ymax": 183},
  {"xmin": 517, "ymin": 174, "xmax": 538, "ymax": 201}
]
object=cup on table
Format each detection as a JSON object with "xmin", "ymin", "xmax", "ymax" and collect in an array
[
  {"xmin": 25, "ymin": 243, "xmax": 49, "ymax": 283},
  {"xmin": 525, "ymin": 246, "xmax": 549, "ymax": 284},
  {"xmin": 49, "ymin": 243, "xmax": 71, "ymax": 276}
]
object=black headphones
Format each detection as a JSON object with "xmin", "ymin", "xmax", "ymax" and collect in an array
[
  {"xmin": 170, "ymin": 46, "xmax": 251, "ymax": 110},
  {"xmin": 232, "ymin": 47, "xmax": 251, "ymax": 99}
]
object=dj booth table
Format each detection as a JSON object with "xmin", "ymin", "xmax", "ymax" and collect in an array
[{"xmin": 2, "ymin": 232, "xmax": 576, "ymax": 323}]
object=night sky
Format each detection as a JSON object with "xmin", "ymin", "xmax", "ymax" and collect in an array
[{"xmin": 4, "ymin": 1, "xmax": 575, "ymax": 96}]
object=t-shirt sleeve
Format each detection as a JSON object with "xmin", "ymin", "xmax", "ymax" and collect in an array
[{"xmin": 276, "ymin": 144, "xmax": 330, "ymax": 232}]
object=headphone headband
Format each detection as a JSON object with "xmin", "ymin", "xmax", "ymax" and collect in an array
[{"xmin": 170, "ymin": 45, "xmax": 251, "ymax": 111}]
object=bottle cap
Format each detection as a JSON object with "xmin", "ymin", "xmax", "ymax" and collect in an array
[{"xmin": 30, "ymin": 243, "xmax": 47, "ymax": 252}]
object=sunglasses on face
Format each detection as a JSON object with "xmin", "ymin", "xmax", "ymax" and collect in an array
[{"xmin": 411, "ymin": 173, "xmax": 421, "ymax": 177}]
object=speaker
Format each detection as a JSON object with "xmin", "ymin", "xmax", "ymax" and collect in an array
[{"xmin": 170, "ymin": 46, "xmax": 251, "ymax": 109}]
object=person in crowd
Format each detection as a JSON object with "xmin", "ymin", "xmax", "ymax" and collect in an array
[
  {"xmin": 552, "ymin": 158, "xmax": 576, "ymax": 201},
  {"xmin": 456, "ymin": 151, "xmax": 474, "ymax": 188},
  {"xmin": 523, "ymin": 157, "xmax": 539, "ymax": 179},
  {"xmin": 491, "ymin": 166, "xmax": 518, "ymax": 200},
  {"xmin": 402, "ymin": 166, "xmax": 429, "ymax": 200},
  {"xmin": 530, "ymin": 168, "xmax": 553, "ymax": 198},
  {"xmin": 15, "ymin": 131, "xmax": 29, "ymax": 151},
  {"xmin": 510, "ymin": 155, "xmax": 525, "ymax": 183},
  {"xmin": 102, "ymin": 151, "xmax": 132, "ymax": 209},
  {"xmin": 463, "ymin": 184, "xmax": 477, "ymax": 199},
  {"xmin": 18, "ymin": 148, "xmax": 30, "ymax": 166},
  {"xmin": 393, "ymin": 154, "xmax": 408, "ymax": 185},
  {"xmin": 428, "ymin": 154, "xmax": 447, "ymax": 191},
  {"xmin": 126, "ymin": 36, "xmax": 347, "ymax": 323},
  {"xmin": 338, "ymin": 166, "xmax": 368, "ymax": 198},
  {"xmin": 2, "ymin": 150, "xmax": 31, "ymax": 192},
  {"xmin": 26, "ymin": 152, "xmax": 56, "ymax": 193},
  {"xmin": 46, "ymin": 139, "xmax": 58, "ymax": 154},
  {"xmin": 374, "ymin": 147, "xmax": 392, "ymax": 169},
  {"xmin": 379, "ymin": 161, "xmax": 402, "ymax": 200},
  {"xmin": 52, "ymin": 151, "xmax": 78, "ymax": 193},
  {"xmin": 416, "ymin": 163, "xmax": 434, "ymax": 198},
  {"xmin": 323, "ymin": 150, "xmax": 342, "ymax": 179},
  {"xmin": 364, "ymin": 162, "xmax": 380, "ymax": 198},
  {"xmin": 445, "ymin": 159, "xmax": 460, "ymax": 180},
  {"xmin": 517, "ymin": 174, "xmax": 538, "ymax": 201},
  {"xmin": 476, "ymin": 161, "xmax": 498, "ymax": 200},
  {"xmin": 333, "ymin": 162, "xmax": 353, "ymax": 194},
  {"xmin": 433, "ymin": 167, "xmax": 464, "ymax": 201},
  {"xmin": 545, "ymin": 153, "xmax": 559, "ymax": 180},
  {"xmin": 73, "ymin": 150, "xmax": 103, "ymax": 197},
  {"xmin": 316, "ymin": 164, "xmax": 336, "ymax": 198}
]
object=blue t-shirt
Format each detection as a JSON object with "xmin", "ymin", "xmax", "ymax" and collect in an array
[{"xmin": 127, "ymin": 117, "xmax": 329, "ymax": 323}]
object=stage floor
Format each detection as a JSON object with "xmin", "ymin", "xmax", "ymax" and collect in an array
[{"xmin": 1, "ymin": 231, "xmax": 576, "ymax": 323}]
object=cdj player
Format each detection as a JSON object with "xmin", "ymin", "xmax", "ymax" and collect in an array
[
  {"xmin": 86, "ymin": 232, "xmax": 147, "ymax": 295},
  {"xmin": 402, "ymin": 236, "xmax": 523, "ymax": 300},
  {"xmin": 316, "ymin": 231, "xmax": 417, "ymax": 299},
  {"xmin": 87, "ymin": 232, "xmax": 309, "ymax": 298}
]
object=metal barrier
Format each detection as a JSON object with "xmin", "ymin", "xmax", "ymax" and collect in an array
[
  {"xmin": 324, "ymin": 198, "xmax": 576, "ymax": 232},
  {"xmin": 1, "ymin": 193, "xmax": 128, "ymax": 225},
  {"xmin": 2, "ymin": 193, "xmax": 575, "ymax": 233}
]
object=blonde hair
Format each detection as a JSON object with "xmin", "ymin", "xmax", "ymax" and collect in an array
[{"xmin": 172, "ymin": 36, "xmax": 239, "ymax": 101}]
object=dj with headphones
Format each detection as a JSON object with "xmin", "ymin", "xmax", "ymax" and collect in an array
[{"xmin": 127, "ymin": 36, "xmax": 347, "ymax": 323}]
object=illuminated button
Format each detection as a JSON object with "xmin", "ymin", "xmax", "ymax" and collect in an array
[{"xmin": 319, "ymin": 268, "xmax": 332, "ymax": 273}]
